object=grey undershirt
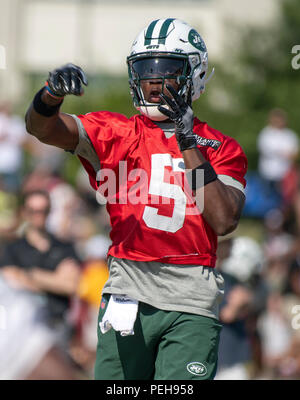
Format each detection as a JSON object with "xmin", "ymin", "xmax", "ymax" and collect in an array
[{"xmin": 102, "ymin": 256, "xmax": 225, "ymax": 320}]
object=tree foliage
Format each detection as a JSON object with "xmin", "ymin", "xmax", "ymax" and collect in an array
[{"xmin": 204, "ymin": 0, "xmax": 300, "ymax": 169}]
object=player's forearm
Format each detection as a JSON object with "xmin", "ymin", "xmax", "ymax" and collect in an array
[
  {"xmin": 25, "ymin": 89, "xmax": 62, "ymax": 138},
  {"xmin": 25, "ymin": 89, "xmax": 79, "ymax": 150},
  {"xmin": 182, "ymin": 148, "xmax": 244, "ymax": 236},
  {"xmin": 200, "ymin": 182, "xmax": 244, "ymax": 235}
]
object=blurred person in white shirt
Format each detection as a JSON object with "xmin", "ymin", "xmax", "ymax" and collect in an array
[{"xmin": 257, "ymin": 109, "xmax": 299, "ymax": 194}]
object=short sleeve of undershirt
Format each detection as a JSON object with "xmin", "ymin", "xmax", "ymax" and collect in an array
[
  {"xmin": 66, "ymin": 114, "xmax": 101, "ymax": 176},
  {"xmin": 217, "ymin": 174, "xmax": 245, "ymax": 195}
]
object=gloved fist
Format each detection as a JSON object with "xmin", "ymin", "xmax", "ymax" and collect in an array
[
  {"xmin": 158, "ymin": 84, "xmax": 198, "ymax": 152},
  {"xmin": 46, "ymin": 63, "xmax": 88, "ymax": 98}
]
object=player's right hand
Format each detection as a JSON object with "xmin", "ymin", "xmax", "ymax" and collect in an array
[
  {"xmin": 46, "ymin": 63, "xmax": 88, "ymax": 97},
  {"xmin": 158, "ymin": 84, "xmax": 197, "ymax": 152}
]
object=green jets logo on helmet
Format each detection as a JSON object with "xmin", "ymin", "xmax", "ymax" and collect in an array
[{"xmin": 188, "ymin": 29, "xmax": 206, "ymax": 52}]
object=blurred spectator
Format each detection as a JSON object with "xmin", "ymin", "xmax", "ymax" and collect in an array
[
  {"xmin": 22, "ymin": 167, "xmax": 85, "ymax": 241},
  {"xmin": 257, "ymin": 108, "xmax": 299, "ymax": 202},
  {"xmin": 75, "ymin": 166, "xmax": 112, "ymax": 237},
  {"xmin": 0, "ymin": 276, "xmax": 79, "ymax": 379},
  {"xmin": 281, "ymin": 164, "xmax": 300, "ymax": 211},
  {"xmin": 257, "ymin": 292, "xmax": 293, "ymax": 378},
  {"xmin": 26, "ymin": 135, "xmax": 66, "ymax": 173},
  {"xmin": 0, "ymin": 103, "xmax": 27, "ymax": 192},
  {"xmin": 69, "ymin": 234, "xmax": 110, "ymax": 376},
  {"xmin": 0, "ymin": 190, "xmax": 81, "ymax": 341},
  {"xmin": 46, "ymin": 180, "xmax": 82, "ymax": 241},
  {"xmin": 257, "ymin": 261, "xmax": 300, "ymax": 379},
  {"xmin": 262, "ymin": 208, "xmax": 294, "ymax": 292},
  {"xmin": 216, "ymin": 236, "xmax": 267, "ymax": 380},
  {"xmin": 75, "ymin": 166, "xmax": 101, "ymax": 213},
  {"xmin": 263, "ymin": 209, "xmax": 294, "ymax": 261},
  {"xmin": 279, "ymin": 262, "xmax": 300, "ymax": 378}
]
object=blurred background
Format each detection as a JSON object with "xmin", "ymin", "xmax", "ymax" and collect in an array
[{"xmin": 0, "ymin": 0, "xmax": 300, "ymax": 379}]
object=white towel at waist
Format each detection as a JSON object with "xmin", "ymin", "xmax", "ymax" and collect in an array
[{"xmin": 99, "ymin": 294, "xmax": 138, "ymax": 336}]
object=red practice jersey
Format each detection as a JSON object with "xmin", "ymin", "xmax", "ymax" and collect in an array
[{"xmin": 76, "ymin": 111, "xmax": 247, "ymax": 267}]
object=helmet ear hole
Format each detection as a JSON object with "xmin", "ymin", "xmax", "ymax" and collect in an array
[{"xmin": 200, "ymin": 72, "xmax": 206, "ymax": 79}]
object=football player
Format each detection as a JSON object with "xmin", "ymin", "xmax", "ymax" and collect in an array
[{"xmin": 25, "ymin": 18, "xmax": 247, "ymax": 380}]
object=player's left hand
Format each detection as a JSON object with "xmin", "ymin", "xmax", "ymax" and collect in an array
[
  {"xmin": 46, "ymin": 63, "xmax": 88, "ymax": 98},
  {"xmin": 158, "ymin": 84, "xmax": 198, "ymax": 152}
]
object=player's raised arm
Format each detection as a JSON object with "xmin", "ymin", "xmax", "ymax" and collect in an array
[{"xmin": 25, "ymin": 63, "xmax": 88, "ymax": 151}]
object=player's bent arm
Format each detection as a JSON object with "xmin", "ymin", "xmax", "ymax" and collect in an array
[
  {"xmin": 182, "ymin": 148, "xmax": 245, "ymax": 236},
  {"xmin": 201, "ymin": 182, "xmax": 245, "ymax": 236},
  {"xmin": 25, "ymin": 90, "xmax": 79, "ymax": 151}
]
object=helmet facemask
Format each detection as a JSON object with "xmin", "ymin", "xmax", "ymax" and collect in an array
[{"xmin": 127, "ymin": 53, "xmax": 197, "ymax": 121}]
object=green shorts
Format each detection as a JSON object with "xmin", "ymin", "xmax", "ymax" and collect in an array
[{"xmin": 94, "ymin": 295, "xmax": 222, "ymax": 380}]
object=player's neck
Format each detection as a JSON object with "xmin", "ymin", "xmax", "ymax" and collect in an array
[{"xmin": 154, "ymin": 120, "xmax": 175, "ymax": 128}]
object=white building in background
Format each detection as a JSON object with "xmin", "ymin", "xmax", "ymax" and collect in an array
[{"xmin": 0, "ymin": 0, "xmax": 279, "ymax": 103}]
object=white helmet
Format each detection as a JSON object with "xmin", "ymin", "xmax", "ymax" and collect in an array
[
  {"xmin": 127, "ymin": 18, "xmax": 212, "ymax": 121},
  {"xmin": 221, "ymin": 237, "xmax": 264, "ymax": 283}
]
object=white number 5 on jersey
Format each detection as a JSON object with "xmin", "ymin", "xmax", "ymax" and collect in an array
[{"xmin": 142, "ymin": 153, "xmax": 186, "ymax": 233}]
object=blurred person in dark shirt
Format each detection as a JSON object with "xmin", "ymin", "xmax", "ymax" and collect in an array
[
  {"xmin": 215, "ymin": 236, "xmax": 267, "ymax": 379},
  {"xmin": 261, "ymin": 208, "xmax": 294, "ymax": 293},
  {"xmin": 22, "ymin": 168, "xmax": 84, "ymax": 242},
  {"xmin": 69, "ymin": 234, "xmax": 111, "ymax": 377},
  {"xmin": 0, "ymin": 190, "xmax": 81, "ymax": 335}
]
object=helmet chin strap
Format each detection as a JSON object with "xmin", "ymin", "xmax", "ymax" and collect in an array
[
  {"xmin": 138, "ymin": 104, "xmax": 169, "ymax": 121},
  {"xmin": 137, "ymin": 87, "xmax": 170, "ymax": 121}
]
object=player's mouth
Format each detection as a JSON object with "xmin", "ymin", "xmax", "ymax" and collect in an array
[{"xmin": 149, "ymin": 90, "xmax": 162, "ymax": 103}]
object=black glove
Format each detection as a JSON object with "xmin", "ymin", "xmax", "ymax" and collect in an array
[
  {"xmin": 158, "ymin": 84, "xmax": 198, "ymax": 152},
  {"xmin": 46, "ymin": 63, "xmax": 88, "ymax": 97}
]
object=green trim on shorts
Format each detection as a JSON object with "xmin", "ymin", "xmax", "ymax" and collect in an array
[{"xmin": 94, "ymin": 295, "xmax": 222, "ymax": 380}]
